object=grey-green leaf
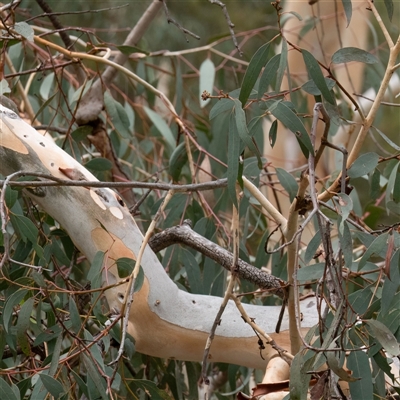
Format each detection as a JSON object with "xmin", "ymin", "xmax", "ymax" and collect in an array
[
  {"xmin": 40, "ymin": 374, "xmax": 65, "ymax": 399},
  {"xmin": 341, "ymin": 0, "xmax": 352, "ymax": 26},
  {"xmin": 347, "ymin": 351, "xmax": 373, "ymax": 400},
  {"xmin": 365, "ymin": 319, "xmax": 400, "ymax": 356},
  {"xmin": 228, "ymin": 112, "xmax": 240, "ymax": 209},
  {"xmin": 239, "ymin": 43, "xmax": 270, "ymax": 106},
  {"xmin": 331, "ymin": 47, "xmax": 379, "ymax": 65},
  {"xmin": 347, "ymin": 152, "xmax": 379, "ymax": 178},
  {"xmin": 144, "ymin": 106, "xmax": 175, "ymax": 151},
  {"xmin": 302, "ymin": 49, "xmax": 335, "ymax": 104},
  {"xmin": 276, "ymin": 168, "xmax": 298, "ymax": 202},
  {"xmin": 301, "ymin": 78, "xmax": 336, "ymax": 96},
  {"xmin": 258, "ymin": 54, "xmax": 281, "ymax": 99}
]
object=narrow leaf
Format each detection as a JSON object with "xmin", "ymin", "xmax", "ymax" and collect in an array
[
  {"xmin": 144, "ymin": 106, "xmax": 175, "ymax": 150},
  {"xmin": 69, "ymin": 297, "xmax": 81, "ymax": 334},
  {"xmin": 16, "ymin": 297, "xmax": 34, "ymax": 356},
  {"xmin": 228, "ymin": 112, "xmax": 240, "ymax": 208},
  {"xmin": 347, "ymin": 351, "xmax": 373, "ymax": 400},
  {"xmin": 233, "ymin": 99, "xmax": 262, "ymax": 168},
  {"xmin": 341, "ymin": 0, "xmax": 352, "ymax": 26},
  {"xmin": 4, "ymin": 289, "xmax": 28, "ymax": 332},
  {"xmin": 276, "ymin": 168, "xmax": 298, "ymax": 202},
  {"xmin": 302, "ymin": 49, "xmax": 335, "ymax": 104},
  {"xmin": 258, "ymin": 54, "xmax": 281, "ymax": 99},
  {"xmin": 239, "ymin": 43, "xmax": 270, "ymax": 106},
  {"xmin": 268, "ymin": 119, "xmax": 278, "ymax": 148},
  {"xmin": 267, "ymin": 101, "xmax": 313, "ymax": 156},
  {"xmin": 275, "ymin": 39, "xmax": 287, "ymax": 92},
  {"xmin": 384, "ymin": 0, "xmax": 394, "ymax": 20},
  {"xmin": 104, "ymin": 91, "xmax": 131, "ymax": 138},
  {"xmin": 331, "ymin": 47, "xmax": 379, "ymax": 65}
]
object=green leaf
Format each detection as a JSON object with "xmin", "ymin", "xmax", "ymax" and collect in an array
[
  {"xmin": 358, "ymin": 232, "xmax": 388, "ymax": 270},
  {"xmin": 144, "ymin": 106, "xmax": 175, "ymax": 151},
  {"xmin": 347, "ymin": 152, "xmax": 379, "ymax": 178},
  {"xmin": 69, "ymin": 297, "xmax": 81, "ymax": 334},
  {"xmin": 84, "ymin": 330, "xmax": 105, "ymax": 371},
  {"xmin": 365, "ymin": 320, "xmax": 400, "ymax": 357},
  {"xmin": 305, "ymin": 230, "xmax": 321, "ymax": 265},
  {"xmin": 302, "ymin": 49, "xmax": 335, "ymax": 104},
  {"xmin": 275, "ymin": 39, "xmax": 287, "ymax": 92},
  {"xmin": 84, "ymin": 157, "xmax": 112, "ymax": 172},
  {"xmin": 336, "ymin": 193, "xmax": 353, "ymax": 233},
  {"xmin": 13, "ymin": 22, "xmax": 34, "ymax": 42},
  {"xmin": 104, "ymin": 90, "xmax": 131, "ymax": 138},
  {"xmin": 268, "ymin": 119, "xmax": 278, "ymax": 148},
  {"xmin": 373, "ymin": 126, "xmax": 400, "ymax": 151},
  {"xmin": 4, "ymin": 289, "xmax": 28, "ymax": 333},
  {"xmin": 0, "ymin": 378, "xmax": 19, "ymax": 400},
  {"xmin": 199, "ymin": 58, "xmax": 215, "ymax": 108},
  {"xmin": 169, "ymin": 142, "xmax": 188, "ymax": 181},
  {"xmin": 134, "ymin": 266, "xmax": 144, "ymax": 293},
  {"xmin": 275, "ymin": 168, "xmax": 298, "ymax": 202},
  {"xmin": 116, "ymin": 45, "xmax": 149, "ymax": 55},
  {"xmin": 289, "ymin": 350, "xmax": 311, "ymax": 399},
  {"xmin": 87, "ymin": 251, "xmax": 105, "ymax": 283},
  {"xmin": 297, "ymin": 263, "xmax": 325, "ymax": 281},
  {"xmin": 33, "ymin": 324, "xmax": 63, "ymax": 346},
  {"xmin": 383, "ymin": 0, "xmax": 394, "ymax": 20},
  {"xmin": 181, "ymin": 248, "xmax": 204, "ymax": 294},
  {"xmin": 239, "ymin": 43, "xmax": 270, "ymax": 106},
  {"xmin": 70, "ymin": 125, "xmax": 93, "ymax": 142},
  {"xmin": 132, "ymin": 379, "xmax": 172, "ymax": 400},
  {"xmin": 16, "ymin": 297, "xmax": 34, "ymax": 356},
  {"xmin": 116, "ymin": 257, "xmax": 136, "ymax": 278},
  {"xmin": 338, "ymin": 219, "xmax": 352, "ymax": 268},
  {"xmin": 233, "ymin": 99, "xmax": 262, "ymax": 168},
  {"xmin": 10, "ymin": 213, "xmax": 38, "ymax": 244},
  {"xmin": 40, "ymin": 374, "xmax": 64, "ymax": 399},
  {"xmin": 228, "ymin": 112, "xmax": 240, "ymax": 209},
  {"xmin": 331, "ymin": 47, "xmax": 379, "ymax": 65},
  {"xmin": 82, "ymin": 354, "xmax": 108, "ymax": 400},
  {"xmin": 386, "ymin": 161, "xmax": 400, "ymax": 211},
  {"xmin": 258, "ymin": 54, "xmax": 281, "ymax": 99},
  {"xmin": 326, "ymin": 346, "xmax": 358, "ymax": 382},
  {"xmin": 347, "ymin": 351, "xmax": 373, "ymax": 400},
  {"xmin": 301, "ymin": 77, "xmax": 336, "ymax": 96},
  {"xmin": 267, "ymin": 101, "xmax": 313, "ymax": 156},
  {"xmin": 341, "ymin": 0, "xmax": 352, "ymax": 26}
]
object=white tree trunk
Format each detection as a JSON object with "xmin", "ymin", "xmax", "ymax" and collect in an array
[{"xmin": 0, "ymin": 105, "xmax": 319, "ymax": 369}]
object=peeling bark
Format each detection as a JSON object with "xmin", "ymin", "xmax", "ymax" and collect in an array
[{"xmin": 0, "ymin": 105, "xmax": 320, "ymax": 369}]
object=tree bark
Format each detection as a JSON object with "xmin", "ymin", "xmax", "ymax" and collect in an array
[{"xmin": 0, "ymin": 105, "xmax": 320, "ymax": 369}]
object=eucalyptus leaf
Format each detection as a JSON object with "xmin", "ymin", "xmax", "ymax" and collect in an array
[
  {"xmin": 331, "ymin": 47, "xmax": 378, "ymax": 64},
  {"xmin": 199, "ymin": 58, "xmax": 216, "ymax": 108}
]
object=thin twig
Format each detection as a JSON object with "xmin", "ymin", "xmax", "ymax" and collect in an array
[
  {"xmin": 208, "ymin": 0, "xmax": 242, "ymax": 56},
  {"xmin": 161, "ymin": 0, "xmax": 200, "ymax": 41}
]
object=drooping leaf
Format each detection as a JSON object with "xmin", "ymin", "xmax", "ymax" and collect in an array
[
  {"xmin": 386, "ymin": 161, "xmax": 400, "ymax": 212},
  {"xmin": 228, "ymin": 112, "xmax": 240, "ymax": 209},
  {"xmin": 347, "ymin": 351, "xmax": 373, "ymax": 400},
  {"xmin": 0, "ymin": 378, "xmax": 19, "ymax": 400},
  {"xmin": 69, "ymin": 297, "xmax": 82, "ymax": 334},
  {"xmin": 268, "ymin": 119, "xmax": 278, "ymax": 148},
  {"xmin": 258, "ymin": 54, "xmax": 281, "ymax": 99},
  {"xmin": 365, "ymin": 320, "xmax": 400, "ymax": 357},
  {"xmin": 16, "ymin": 297, "xmax": 34, "ymax": 356},
  {"xmin": 331, "ymin": 47, "xmax": 379, "ymax": 65},
  {"xmin": 144, "ymin": 106, "xmax": 175, "ymax": 150},
  {"xmin": 82, "ymin": 354, "xmax": 108, "ymax": 400},
  {"xmin": 275, "ymin": 167, "xmax": 298, "ymax": 202},
  {"xmin": 338, "ymin": 219, "xmax": 353, "ymax": 268},
  {"xmin": 341, "ymin": 0, "xmax": 352, "ymax": 26},
  {"xmin": 347, "ymin": 152, "xmax": 379, "ymax": 178},
  {"xmin": 266, "ymin": 100, "xmax": 313, "ymax": 156},
  {"xmin": 336, "ymin": 193, "xmax": 353, "ymax": 233},
  {"xmin": 302, "ymin": 49, "xmax": 335, "ymax": 104},
  {"xmin": 199, "ymin": 58, "xmax": 216, "ymax": 108},
  {"xmin": 40, "ymin": 374, "xmax": 65, "ymax": 399},
  {"xmin": 305, "ymin": 230, "xmax": 321, "ymax": 265},
  {"xmin": 104, "ymin": 91, "xmax": 131, "ymax": 138},
  {"xmin": 233, "ymin": 99, "xmax": 262, "ymax": 168},
  {"xmin": 181, "ymin": 248, "xmax": 204, "ymax": 294},
  {"xmin": 4, "ymin": 289, "xmax": 28, "ymax": 333},
  {"xmin": 239, "ymin": 43, "xmax": 270, "ymax": 106},
  {"xmin": 383, "ymin": 0, "xmax": 394, "ymax": 20},
  {"xmin": 116, "ymin": 45, "xmax": 149, "ymax": 55},
  {"xmin": 275, "ymin": 39, "xmax": 288, "ymax": 92},
  {"xmin": 358, "ymin": 232, "xmax": 388, "ymax": 270},
  {"xmin": 301, "ymin": 77, "xmax": 336, "ymax": 96},
  {"xmin": 169, "ymin": 142, "xmax": 188, "ymax": 181}
]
